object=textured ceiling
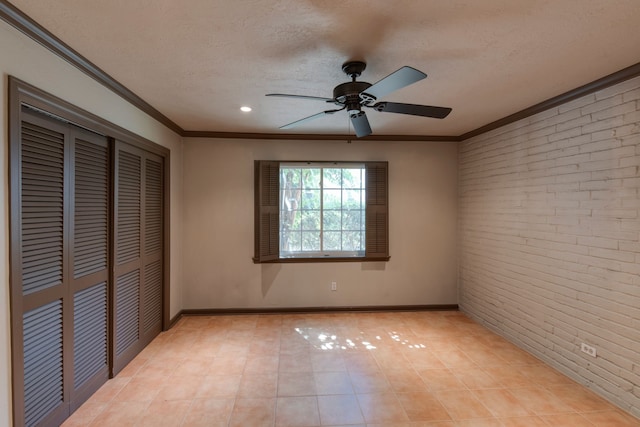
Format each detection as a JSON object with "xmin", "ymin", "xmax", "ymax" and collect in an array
[{"xmin": 9, "ymin": 0, "xmax": 640, "ymax": 137}]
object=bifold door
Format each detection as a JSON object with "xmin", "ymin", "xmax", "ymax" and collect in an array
[
  {"xmin": 112, "ymin": 141, "xmax": 164, "ymax": 375},
  {"xmin": 12, "ymin": 109, "xmax": 110, "ymax": 426},
  {"xmin": 10, "ymin": 107, "xmax": 165, "ymax": 426}
]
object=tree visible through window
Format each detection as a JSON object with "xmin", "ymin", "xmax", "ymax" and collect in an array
[
  {"xmin": 254, "ymin": 160, "xmax": 389, "ymax": 263},
  {"xmin": 280, "ymin": 163, "xmax": 366, "ymax": 257}
]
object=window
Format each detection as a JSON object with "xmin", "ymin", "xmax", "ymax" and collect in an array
[
  {"xmin": 281, "ymin": 163, "xmax": 366, "ymax": 257},
  {"xmin": 254, "ymin": 161, "xmax": 389, "ymax": 262}
]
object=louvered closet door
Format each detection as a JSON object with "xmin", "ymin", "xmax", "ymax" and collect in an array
[
  {"xmin": 142, "ymin": 155, "xmax": 164, "ymax": 341},
  {"xmin": 112, "ymin": 141, "xmax": 164, "ymax": 374},
  {"xmin": 69, "ymin": 128, "xmax": 110, "ymax": 410},
  {"xmin": 11, "ymin": 110, "xmax": 110, "ymax": 426},
  {"xmin": 16, "ymin": 113, "xmax": 68, "ymax": 427}
]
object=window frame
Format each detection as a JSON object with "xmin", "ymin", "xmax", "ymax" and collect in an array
[
  {"xmin": 254, "ymin": 160, "xmax": 389, "ymax": 263},
  {"xmin": 279, "ymin": 162, "xmax": 366, "ymax": 258}
]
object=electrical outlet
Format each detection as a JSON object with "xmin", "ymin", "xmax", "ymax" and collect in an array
[
  {"xmin": 331, "ymin": 281, "xmax": 337, "ymax": 291},
  {"xmin": 581, "ymin": 343, "xmax": 597, "ymax": 358}
]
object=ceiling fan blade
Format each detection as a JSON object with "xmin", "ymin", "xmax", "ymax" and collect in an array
[
  {"xmin": 363, "ymin": 66, "xmax": 427, "ymax": 100},
  {"xmin": 266, "ymin": 93, "xmax": 334, "ymax": 102},
  {"xmin": 372, "ymin": 102, "xmax": 452, "ymax": 119},
  {"xmin": 350, "ymin": 111, "xmax": 372, "ymax": 138},
  {"xmin": 280, "ymin": 108, "xmax": 344, "ymax": 129}
]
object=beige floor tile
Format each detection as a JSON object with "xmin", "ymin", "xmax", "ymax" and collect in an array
[
  {"xmin": 581, "ymin": 410, "xmax": 640, "ymax": 427},
  {"xmin": 419, "ymin": 422, "xmax": 458, "ymax": 426},
  {"xmin": 138, "ymin": 398, "xmax": 191, "ymax": 427},
  {"xmin": 493, "ymin": 346, "xmax": 542, "ymax": 366},
  {"xmin": 181, "ymin": 397, "xmax": 234, "ymax": 427},
  {"xmin": 537, "ymin": 413, "xmax": 592, "ymax": 426},
  {"xmin": 255, "ymin": 315, "xmax": 283, "ymax": 328},
  {"xmin": 248, "ymin": 338, "xmax": 281, "ymax": 356},
  {"xmin": 418, "ymin": 368, "xmax": 468, "ymax": 392},
  {"xmin": 546, "ymin": 384, "xmax": 613, "ymax": 412},
  {"xmin": 507, "ymin": 387, "xmax": 574, "ymax": 415},
  {"xmin": 60, "ymin": 312, "xmax": 637, "ymax": 427},
  {"xmin": 317, "ymin": 394, "xmax": 365, "ymax": 425},
  {"xmin": 396, "ymin": 391, "xmax": 452, "ymax": 422},
  {"xmin": 435, "ymin": 389, "xmax": 493, "ymax": 420},
  {"xmin": 277, "ymin": 371, "xmax": 317, "ymax": 396},
  {"xmin": 112, "ymin": 376, "xmax": 164, "ymax": 402},
  {"xmin": 522, "ymin": 365, "xmax": 574, "ymax": 387},
  {"xmin": 432, "ymin": 349, "xmax": 478, "ymax": 369},
  {"xmin": 61, "ymin": 401, "xmax": 106, "ymax": 426},
  {"xmin": 89, "ymin": 401, "xmax": 149, "ymax": 426},
  {"xmin": 385, "ymin": 369, "xmax": 429, "ymax": 393},
  {"xmin": 86, "ymin": 377, "xmax": 130, "ymax": 403},
  {"xmin": 375, "ymin": 351, "xmax": 414, "ymax": 371},
  {"xmin": 498, "ymin": 416, "xmax": 549, "ymax": 426},
  {"xmin": 349, "ymin": 370, "xmax": 392, "ymax": 393},
  {"xmin": 314, "ymin": 371, "xmax": 354, "ymax": 395},
  {"xmin": 188, "ymin": 340, "xmax": 222, "ymax": 358},
  {"xmin": 455, "ymin": 419, "xmax": 503, "ymax": 426},
  {"xmin": 154, "ymin": 343, "xmax": 193, "ymax": 359},
  {"xmin": 482, "ymin": 366, "xmax": 532, "ymax": 388},
  {"xmin": 275, "ymin": 396, "xmax": 320, "ymax": 427},
  {"xmin": 195, "ymin": 375, "xmax": 242, "ymax": 399},
  {"xmin": 471, "ymin": 389, "xmax": 532, "ymax": 418},
  {"xmin": 177, "ymin": 316, "xmax": 214, "ymax": 330},
  {"xmin": 403, "ymin": 349, "xmax": 448, "ymax": 370},
  {"xmin": 279, "ymin": 353, "xmax": 313, "ymax": 373},
  {"xmin": 462, "ymin": 346, "xmax": 509, "ymax": 367},
  {"xmin": 344, "ymin": 352, "xmax": 381, "ymax": 373},
  {"xmin": 208, "ymin": 354, "xmax": 246, "ymax": 375},
  {"xmin": 245, "ymin": 354, "xmax": 280, "ymax": 373},
  {"xmin": 218, "ymin": 341, "xmax": 250, "ymax": 356},
  {"xmin": 311, "ymin": 351, "xmax": 347, "ymax": 372},
  {"xmin": 253, "ymin": 326, "xmax": 282, "ymax": 339},
  {"xmin": 366, "ymin": 422, "xmax": 454, "ymax": 426},
  {"xmin": 117, "ymin": 355, "xmax": 149, "ymax": 378},
  {"xmin": 172, "ymin": 357, "xmax": 214, "ymax": 377},
  {"xmin": 136, "ymin": 357, "xmax": 183, "ymax": 378},
  {"xmin": 155, "ymin": 375, "xmax": 202, "ymax": 401},
  {"xmin": 228, "ymin": 397, "xmax": 276, "ymax": 427},
  {"xmin": 237, "ymin": 372, "xmax": 279, "ymax": 398},
  {"xmin": 452, "ymin": 367, "xmax": 503, "ymax": 390},
  {"xmin": 357, "ymin": 392, "xmax": 410, "ymax": 423}
]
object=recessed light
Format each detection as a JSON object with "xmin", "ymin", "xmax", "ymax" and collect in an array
[{"xmin": 240, "ymin": 106, "xmax": 252, "ymax": 112}]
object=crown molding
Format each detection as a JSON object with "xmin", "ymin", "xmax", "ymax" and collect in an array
[
  {"xmin": 0, "ymin": 0, "xmax": 183, "ymax": 135},
  {"xmin": 183, "ymin": 130, "xmax": 460, "ymax": 142},
  {"xmin": 459, "ymin": 61, "xmax": 640, "ymax": 140},
  {"xmin": 3, "ymin": 0, "xmax": 639, "ymax": 143}
]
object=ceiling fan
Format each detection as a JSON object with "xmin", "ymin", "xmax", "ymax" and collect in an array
[{"xmin": 266, "ymin": 61, "xmax": 452, "ymax": 138}]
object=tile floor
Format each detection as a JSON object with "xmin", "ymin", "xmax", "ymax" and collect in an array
[{"xmin": 63, "ymin": 311, "xmax": 639, "ymax": 426}]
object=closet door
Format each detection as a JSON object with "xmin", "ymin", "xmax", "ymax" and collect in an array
[
  {"xmin": 69, "ymin": 128, "xmax": 110, "ymax": 410},
  {"xmin": 112, "ymin": 141, "xmax": 163, "ymax": 374},
  {"xmin": 14, "ymin": 112, "xmax": 69, "ymax": 427},
  {"xmin": 142, "ymin": 154, "xmax": 164, "ymax": 343},
  {"xmin": 10, "ymin": 110, "xmax": 110, "ymax": 426}
]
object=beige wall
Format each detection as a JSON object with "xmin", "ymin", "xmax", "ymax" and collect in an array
[
  {"xmin": 0, "ymin": 19, "xmax": 183, "ymax": 426},
  {"xmin": 459, "ymin": 76, "xmax": 640, "ymax": 417},
  {"xmin": 182, "ymin": 138, "xmax": 459, "ymax": 309}
]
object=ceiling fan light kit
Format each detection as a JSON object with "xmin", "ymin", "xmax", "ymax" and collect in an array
[{"xmin": 267, "ymin": 61, "xmax": 452, "ymax": 138}]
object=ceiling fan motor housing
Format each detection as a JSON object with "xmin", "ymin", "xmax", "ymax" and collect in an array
[{"xmin": 333, "ymin": 81, "xmax": 374, "ymax": 113}]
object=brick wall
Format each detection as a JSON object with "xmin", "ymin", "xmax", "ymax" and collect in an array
[{"xmin": 458, "ymin": 76, "xmax": 640, "ymax": 417}]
